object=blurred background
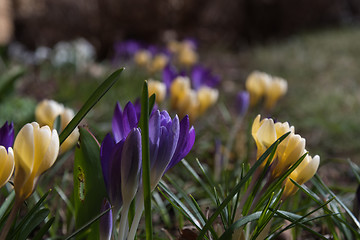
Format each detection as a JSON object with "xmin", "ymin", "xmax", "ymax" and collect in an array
[
  {"xmin": 1, "ymin": 0, "xmax": 360, "ymax": 57},
  {"xmin": 1, "ymin": 0, "xmax": 360, "ymax": 187}
]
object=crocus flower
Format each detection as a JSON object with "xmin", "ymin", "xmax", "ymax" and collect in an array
[
  {"xmin": 0, "ymin": 121, "xmax": 14, "ymax": 149},
  {"xmin": 270, "ymin": 132, "xmax": 306, "ymax": 179},
  {"xmin": 264, "ymin": 77, "xmax": 288, "ymax": 110},
  {"xmin": 147, "ymin": 79, "xmax": 167, "ymax": 103},
  {"xmin": 245, "ymin": 71, "xmax": 271, "ymax": 107},
  {"xmin": 0, "ymin": 146, "xmax": 14, "ymax": 188},
  {"xmin": 35, "ymin": 99, "xmax": 79, "ymax": 153},
  {"xmin": 101, "ymin": 101, "xmax": 195, "ymax": 240},
  {"xmin": 197, "ymin": 86, "xmax": 219, "ymax": 115},
  {"xmin": 235, "ymin": 91, "xmax": 250, "ymax": 116},
  {"xmin": 13, "ymin": 122, "xmax": 59, "ymax": 201},
  {"xmin": 134, "ymin": 50, "xmax": 152, "ymax": 66},
  {"xmin": 191, "ymin": 65, "xmax": 220, "ymax": 90},
  {"xmin": 283, "ymin": 154, "xmax": 320, "ymax": 198},
  {"xmin": 114, "ymin": 40, "xmax": 141, "ymax": 60},
  {"xmin": 252, "ymin": 115, "xmax": 294, "ymax": 167},
  {"xmin": 148, "ymin": 53, "xmax": 169, "ymax": 73}
]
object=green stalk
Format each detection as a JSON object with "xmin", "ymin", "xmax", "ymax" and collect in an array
[{"xmin": 140, "ymin": 81, "xmax": 153, "ymax": 240}]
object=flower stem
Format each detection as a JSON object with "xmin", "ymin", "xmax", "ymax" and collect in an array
[
  {"xmin": 127, "ymin": 190, "xmax": 145, "ymax": 240},
  {"xmin": 0, "ymin": 197, "xmax": 22, "ymax": 239},
  {"xmin": 118, "ymin": 203, "xmax": 130, "ymax": 240}
]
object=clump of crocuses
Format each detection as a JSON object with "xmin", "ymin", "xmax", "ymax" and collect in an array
[
  {"xmin": 163, "ymin": 64, "xmax": 220, "ymax": 122},
  {"xmin": 100, "ymin": 101, "xmax": 195, "ymax": 239},
  {"xmin": 245, "ymin": 71, "xmax": 287, "ymax": 110}
]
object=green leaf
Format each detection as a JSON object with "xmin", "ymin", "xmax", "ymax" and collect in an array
[
  {"xmin": 196, "ymin": 132, "xmax": 290, "ymax": 240},
  {"xmin": 32, "ymin": 217, "xmax": 55, "ymax": 240},
  {"xmin": 0, "ymin": 191, "xmax": 15, "ymax": 222},
  {"xmin": 0, "ymin": 67, "xmax": 25, "ymax": 102},
  {"xmin": 139, "ymin": 80, "xmax": 153, "ymax": 240},
  {"xmin": 149, "ymin": 93, "xmax": 156, "ymax": 115},
  {"xmin": 59, "ymin": 68, "xmax": 124, "ymax": 145},
  {"xmin": 65, "ymin": 207, "xmax": 112, "ymax": 240},
  {"xmin": 219, "ymin": 212, "xmax": 262, "ymax": 240},
  {"xmin": 17, "ymin": 208, "xmax": 50, "ymax": 240},
  {"xmin": 73, "ymin": 127, "xmax": 107, "ymax": 240}
]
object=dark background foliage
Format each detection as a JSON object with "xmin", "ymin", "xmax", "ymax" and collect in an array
[{"xmin": 12, "ymin": 0, "xmax": 360, "ymax": 58}]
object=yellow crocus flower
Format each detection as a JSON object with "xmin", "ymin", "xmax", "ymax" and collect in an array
[
  {"xmin": 245, "ymin": 71, "xmax": 271, "ymax": 107},
  {"xmin": 197, "ymin": 86, "xmax": 219, "ymax": 115},
  {"xmin": 283, "ymin": 154, "xmax": 320, "ymax": 198},
  {"xmin": 271, "ymin": 133, "xmax": 306, "ymax": 179},
  {"xmin": 251, "ymin": 115, "xmax": 277, "ymax": 161},
  {"xmin": 0, "ymin": 146, "xmax": 14, "ymax": 188},
  {"xmin": 148, "ymin": 53, "xmax": 169, "ymax": 73},
  {"xmin": 147, "ymin": 79, "xmax": 167, "ymax": 103},
  {"xmin": 170, "ymin": 76, "xmax": 191, "ymax": 109},
  {"xmin": 264, "ymin": 77, "xmax": 287, "ymax": 110},
  {"xmin": 178, "ymin": 45, "xmax": 198, "ymax": 67},
  {"xmin": 35, "ymin": 99, "xmax": 79, "ymax": 154},
  {"xmin": 134, "ymin": 50, "xmax": 152, "ymax": 66},
  {"xmin": 13, "ymin": 122, "xmax": 59, "ymax": 201},
  {"xmin": 35, "ymin": 99, "xmax": 64, "ymax": 129}
]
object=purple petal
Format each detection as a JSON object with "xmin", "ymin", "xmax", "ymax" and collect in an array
[
  {"xmin": 100, "ymin": 199, "xmax": 113, "ymax": 240},
  {"xmin": 152, "ymin": 116, "xmax": 179, "ymax": 176},
  {"xmin": 236, "ymin": 91, "xmax": 250, "ymax": 116},
  {"xmin": 100, "ymin": 133, "xmax": 116, "ymax": 191},
  {"xmin": 0, "ymin": 121, "xmax": 14, "ymax": 149},
  {"xmin": 166, "ymin": 115, "xmax": 195, "ymax": 172},
  {"xmin": 112, "ymin": 102, "xmax": 139, "ymax": 142},
  {"xmin": 121, "ymin": 128, "xmax": 142, "ymax": 203},
  {"xmin": 122, "ymin": 102, "xmax": 139, "ymax": 138},
  {"xmin": 109, "ymin": 139, "xmax": 125, "ymax": 209},
  {"xmin": 112, "ymin": 102, "xmax": 124, "ymax": 142},
  {"xmin": 162, "ymin": 64, "xmax": 178, "ymax": 90}
]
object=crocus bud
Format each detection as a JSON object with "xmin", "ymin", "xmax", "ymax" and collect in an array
[
  {"xmin": 35, "ymin": 99, "xmax": 64, "ymax": 129},
  {"xmin": 235, "ymin": 91, "xmax": 250, "ymax": 116},
  {"xmin": 0, "ymin": 121, "xmax": 14, "ymax": 149},
  {"xmin": 264, "ymin": 77, "xmax": 287, "ymax": 110},
  {"xmin": 271, "ymin": 133, "xmax": 306, "ymax": 179},
  {"xmin": 134, "ymin": 50, "xmax": 151, "ymax": 66},
  {"xmin": 121, "ymin": 129, "xmax": 142, "ymax": 205},
  {"xmin": 147, "ymin": 79, "xmax": 167, "ymax": 103},
  {"xmin": 197, "ymin": 86, "xmax": 218, "ymax": 115},
  {"xmin": 0, "ymin": 146, "xmax": 14, "ymax": 188},
  {"xmin": 283, "ymin": 154, "xmax": 320, "ymax": 198},
  {"xmin": 13, "ymin": 122, "xmax": 59, "ymax": 201},
  {"xmin": 245, "ymin": 71, "xmax": 271, "ymax": 107},
  {"xmin": 251, "ymin": 115, "xmax": 277, "ymax": 161}
]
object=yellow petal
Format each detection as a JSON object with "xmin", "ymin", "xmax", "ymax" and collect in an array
[
  {"xmin": 37, "ymin": 128, "xmax": 59, "ymax": 176},
  {"xmin": 0, "ymin": 147, "xmax": 14, "ymax": 188},
  {"xmin": 35, "ymin": 99, "xmax": 64, "ymax": 128},
  {"xmin": 148, "ymin": 79, "xmax": 167, "ymax": 103},
  {"xmin": 197, "ymin": 86, "xmax": 218, "ymax": 115}
]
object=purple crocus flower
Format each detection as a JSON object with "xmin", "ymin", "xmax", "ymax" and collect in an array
[
  {"xmin": 114, "ymin": 40, "xmax": 141, "ymax": 59},
  {"xmin": 236, "ymin": 91, "xmax": 250, "ymax": 116},
  {"xmin": 112, "ymin": 101, "xmax": 139, "ymax": 142},
  {"xmin": 191, "ymin": 65, "xmax": 220, "ymax": 90},
  {"xmin": 0, "ymin": 122, "xmax": 14, "ymax": 149}
]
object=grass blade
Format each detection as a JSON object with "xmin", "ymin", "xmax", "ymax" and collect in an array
[{"xmin": 59, "ymin": 68, "xmax": 124, "ymax": 144}]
